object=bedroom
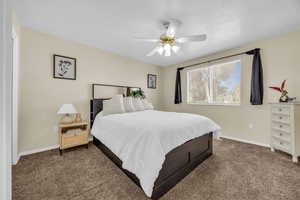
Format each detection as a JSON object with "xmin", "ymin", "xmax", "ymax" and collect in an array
[{"xmin": 1, "ymin": 0, "xmax": 300, "ymax": 200}]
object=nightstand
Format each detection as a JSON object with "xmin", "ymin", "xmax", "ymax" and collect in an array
[{"xmin": 59, "ymin": 121, "xmax": 89, "ymax": 155}]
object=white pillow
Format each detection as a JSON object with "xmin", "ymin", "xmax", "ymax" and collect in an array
[
  {"xmin": 102, "ymin": 95, "xmax": 125, "ymax": 116},
  {"xmin": 141, "ymin": 99, "xmax": 154, "ymax": 110},
  {"xmin": 132, "ymin": 98, "xmax": 145, "ymax": 111},
  {"xmin": 123, "ymin": 97, "xmax": 136, "ymax": 112}
]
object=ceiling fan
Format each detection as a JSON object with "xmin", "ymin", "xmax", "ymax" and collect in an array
[{"xmin": 134, "ymin": 19, "xmax": 207, "ymax": 57}]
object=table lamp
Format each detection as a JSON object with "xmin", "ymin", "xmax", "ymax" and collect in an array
[{"xmin": 57, "ymin": 104, "xmax": 78, "ymax": 124}]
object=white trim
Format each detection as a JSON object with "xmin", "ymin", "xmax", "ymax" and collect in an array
[
  {"xmin": 19, "ymin": 145, "xmax": 60, "ymax": 157},
  {"xmin": 0, "ymin": 0, "xmax": 12, "ymax": 199},
  {"xmin": 18, "ymin": 137, "xmax": 93, "ymax": 159},
  {"xmin": 12, "ymin": 27, "xmax": 19, "ymax": 165},
  {"xmin": 187, "ymin": 102, "xmax": 240, "ymax": 106},
  {"xmin": 220, "ymin": 135, "xmax": 270, "ymax": 148},
  {"xmin": 12, "ymin": 155, "xmax": 20, "ymax": 165}
]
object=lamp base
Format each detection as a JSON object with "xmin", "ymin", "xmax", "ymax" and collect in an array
[
  {"xmin": 74, "ymin": 113, "xmax": 82, "ymax": 123},
  {"xmin": 60, "ymin": 114, "xmax": 75, "ymax": 124}
]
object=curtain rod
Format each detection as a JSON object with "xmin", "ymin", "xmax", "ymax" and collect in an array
[{"xmin": 178, "ymin": 48, "xmax": 260, "ymax": 70}]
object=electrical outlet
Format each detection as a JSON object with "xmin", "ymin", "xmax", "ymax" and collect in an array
[{"xmin": 249, "ymin": 123, "xmax": 253, "ymax": 129}]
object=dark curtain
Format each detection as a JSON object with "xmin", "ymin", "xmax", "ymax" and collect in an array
[
  {"xmin": 246, "ymin": 48, "xmax": 264, "ymax": 105},
  {"xmin": 174, "ymin": 67, "xmax": 183, "ymax": 104}
]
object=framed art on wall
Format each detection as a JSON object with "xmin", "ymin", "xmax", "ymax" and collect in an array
[
  {"xmin": 147, "ymin": 74, "xmax": 157, "ymax": 89},
  {"xmin": 53, "ymin": 54, "xmax": 76, "ymax": 80}
]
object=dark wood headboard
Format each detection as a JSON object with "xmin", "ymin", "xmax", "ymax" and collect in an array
[
  {"xmin": 90, "ymin": 98, "xmax": 108, "ymax": 128},
  {"xmin": 90, "ymin": 83, "xmax": 140, "ymax": 128}
]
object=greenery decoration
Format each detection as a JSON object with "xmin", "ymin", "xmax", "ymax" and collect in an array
[{"xmin": 128, "ymin": 88, "xmax": 146, "ymax": 99}]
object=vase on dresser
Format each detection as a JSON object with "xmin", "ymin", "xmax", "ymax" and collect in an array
[{"xmin": 270, "ymin": 102, "xmax": 300, "ymax": 162}]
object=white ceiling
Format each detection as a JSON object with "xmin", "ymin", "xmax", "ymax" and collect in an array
[{"xmin": 14, "ymin": 0, "xmax": 300, "ymax": 67}]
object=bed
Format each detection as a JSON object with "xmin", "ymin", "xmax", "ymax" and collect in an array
[
  {"xmin": 89, "ymin": 83, "xmax": 220, "ymax": 199},
  {"xmin": 90, "ymin": 93, "xmax": 220, "ymax": 199}
]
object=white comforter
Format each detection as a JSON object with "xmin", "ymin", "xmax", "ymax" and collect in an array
[{"xmin": 91, "ymin": 110, "xmax": 220, "ymax": 197}]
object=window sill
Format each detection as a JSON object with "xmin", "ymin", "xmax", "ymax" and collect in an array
[{"xmin": 187, "ymin": 102, "xmax": 240, "ymax": 106}]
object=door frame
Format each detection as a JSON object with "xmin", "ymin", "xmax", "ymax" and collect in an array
[
  {"xmin": 0, "ymin": 0, "xmax": 13, "ymax": 199},
  {"xmin": 12, "ymin": 27, "xmax": 19, "ymax": 165}
]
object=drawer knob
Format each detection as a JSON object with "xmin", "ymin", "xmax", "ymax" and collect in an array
[
  {"xmin": 280, "ymin": 142, "xmax": 283, "ymax": 145},
  {"xmin": 279, "ymin": 108, "xmax": 282, "ymax": 111},
  {"xmin": 280, "ymin": 133, "xmax": 283, "ymax": 136},
  {"xmin": 279, "ymin": 125, "xmax": 283, "ymax": 128},
  {"xmin": 279, "ymin": 117, "xmax": 282, "ymax": 120}
]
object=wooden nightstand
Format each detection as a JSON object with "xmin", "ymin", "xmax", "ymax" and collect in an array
[{"xmin": 59, "ymin": 121, "xmax": 89, "ymax": 155}]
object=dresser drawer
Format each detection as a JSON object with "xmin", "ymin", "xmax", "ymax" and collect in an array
[
  {"xmin": 272, "ymin": 130, "xmax": 291, "ymax": 142},
  {"xmin": 61, "ymin": 131, "xmax": 88, "ymax": 149},
  {"xmin": 271, "ymin": 105, "xmax": 290, "ymax": 115},
  {"xmin": 272, "ymin": 137, "xmax": 291, "ymax": 153},
  {"xmin": 271, "ymin": 114, "xmax": 290, "ymax": 124},
  {"xmin": 271, "ymin": 122, "xmax": 291, "ymax": 133}
]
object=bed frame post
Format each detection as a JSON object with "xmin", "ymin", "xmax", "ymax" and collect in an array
[{"xmin": 92, "ymin": 84, "xmax": 95, "ymax": 99}]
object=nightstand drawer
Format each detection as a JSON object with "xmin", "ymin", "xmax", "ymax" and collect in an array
[{"xmin": 61, "ymin": 130, "xmax": 88, "ymax": 149}]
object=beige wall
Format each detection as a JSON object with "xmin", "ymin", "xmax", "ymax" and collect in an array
[
  {"xmin": 19, "ymin": 27, "xmax": 162, "ymax": 153},
  {"xmin": 161, "ymin": 30, "xmax": 300, "ymax": 146},
  {"xmin": 19, "ymin": 25, "xmax": 300, "ymax": 152}
]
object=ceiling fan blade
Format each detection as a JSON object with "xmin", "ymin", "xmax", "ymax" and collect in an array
[
  {"xmin": 176, "ymin": 34, "xmax": 207, "ymax": 43},
  {"xmin": 146, "ymin": 46, "xmax": 161, "ymax": 56},
  {"xmin": 133, "ymin": 37, "xmax": 159, "ymax": 42}
]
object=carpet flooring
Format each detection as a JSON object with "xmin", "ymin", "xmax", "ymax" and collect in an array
[{"xmin": 13, "ymin": 139, "xmax": 300, "ymax": 200}]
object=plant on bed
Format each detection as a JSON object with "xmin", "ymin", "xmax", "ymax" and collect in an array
[{"xmin": 128, "ymin": 88, "xmax": 146, "ymax": 99}]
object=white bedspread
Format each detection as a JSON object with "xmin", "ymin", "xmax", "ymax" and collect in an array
[{"xmin": 91, "ymin": 110, "xmax": 220, "ymax": 197}]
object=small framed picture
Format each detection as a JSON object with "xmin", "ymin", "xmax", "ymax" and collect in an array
[
  {"xmin": 147, "ymin": 74, "xmax": 157, "ymax": 89},
  {"xmin": 53, "ymin": 54, "xmax": 76, "ymax": 80}
]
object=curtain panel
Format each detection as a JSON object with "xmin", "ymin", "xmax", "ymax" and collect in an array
[{"xmin": 246, "ymin": 48, "xmax": 264, "ymax": 105}]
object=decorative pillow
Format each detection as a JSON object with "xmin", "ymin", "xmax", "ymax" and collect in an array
[
  {"xmin": 123, "ymin": 97, "xmax": 136, "ymax": 112},
  {"xmin": 102, "ymin": 95, "xmax": 125, "ymax": 116},
  {"xmin": 141, "ymin": 99, "xmax": 154, "ymax": 110},
  {"xmin": 132, "ymin": 98, "xmax": 145, "ymax": 111}
]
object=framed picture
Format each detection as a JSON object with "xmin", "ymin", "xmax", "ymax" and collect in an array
[
  {"xmin": 53, "ymin": 54, "xmax": 76, "ymax": 80},
  {"xmin": 147, "ymin": 74, "xmax": 157, "ymax": 89}
]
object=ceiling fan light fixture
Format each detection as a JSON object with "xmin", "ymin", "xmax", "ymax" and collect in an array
[
  {"xmin": 164, "ymin": 43, "xmax": 171, "ymax": 51},
  {"xmin": 164, "ymin": 44, "xmax": 171, "ymax": 56},
  {"xmin": 158, "ymin": 46, "xmax": 164, "ymax": 55},
  {"xmin": 137, "ymin": 19, "xmax": 207, "ymax": 57},
  {"xmin": 172, "ymin": 45, "xmax": 180, "ymax": 53},
  {"xmin": 165, "ymin": 49, "xmax": 171, "ymax": 57}
]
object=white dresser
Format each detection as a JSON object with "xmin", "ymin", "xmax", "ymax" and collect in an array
[{"xmin": 270, "ymin": 103, "xmax": 300, "ymax": 162}]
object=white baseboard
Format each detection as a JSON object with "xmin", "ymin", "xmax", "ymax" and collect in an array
[
  {"xmin": 16, "ymin": 136, "xmax": 268, "ymax": 163},
  {"xmin": 12, "ymin": 155, "xmax": 21, "ymax": 165},
  {"xmin": 220, "ymin": 135, "xmax": 270, "ymax": 148},
  {"xmin": 16, "ymin": 138, "xmax": 94, "ymax": 164},
  {"xmin": 19, "ymin": 144, "xmax": 60, "ymax": 158}
]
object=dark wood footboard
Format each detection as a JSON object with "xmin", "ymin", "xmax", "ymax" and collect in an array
[{"xmin": 93, "ymin": 132, "xmax": 213, "ymax": 199}]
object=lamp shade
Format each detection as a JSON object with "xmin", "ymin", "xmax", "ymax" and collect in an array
[{"xmin": 57, "ymin": 104, "xmax": 77, "ymax": 115}]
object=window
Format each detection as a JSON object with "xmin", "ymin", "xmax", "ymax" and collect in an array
[{"xmin": 187, "ymin": 60, "xmax": 241, "ymax": 105}]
